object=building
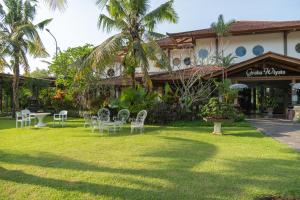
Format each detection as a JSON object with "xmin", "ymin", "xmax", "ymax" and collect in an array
[{"xmin": 108, "ymin": 20, "xmax": 300, "ymax": 117}]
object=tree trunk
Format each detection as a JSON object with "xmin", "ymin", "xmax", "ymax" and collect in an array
[
  {"xmin": 0, "ymin": 77, "xmax": 2, "ymax": 113},
  {"xmin": 130, "ymin": 71, "xmax": 136, "ymax": 89},
  {"xmin": 12, "ymin": 53, "xmax": 20, "ymax": 117}
]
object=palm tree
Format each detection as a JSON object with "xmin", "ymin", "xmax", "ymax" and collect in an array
[
  {"xmin": 211, "ymin": 14, "xmax": 235, "ymax": 82},
  {"xmin": 81, "ymin": 0, "xmax": 178, "ymax": 90},
  {"xmin": 211, "ymin": 14, "xmax": 235, "ymax": 58},
  {"xmin": 0, "ymin": 0, "xmax": 51, "ymax": 116}
]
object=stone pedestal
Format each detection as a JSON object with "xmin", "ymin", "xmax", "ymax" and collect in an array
[
  {"xmin": 213, "ymin": 122, "xmax": 222, "ymax": 135},
  {"xmin": 293, "ymin": 106, "xmax": 300, "ymax": 121}
]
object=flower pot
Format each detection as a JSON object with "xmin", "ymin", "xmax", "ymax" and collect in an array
[
  {"xmin": 203, "ymin": 117, "xmax": 232, "ymax": 135},
  {"xmin": 267, "ymin": 108, "xmax": 274, "ymax": 118}
]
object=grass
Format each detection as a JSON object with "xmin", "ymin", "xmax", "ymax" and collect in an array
[{"xmin": 0, "ymin": 117, "xmax": 299, "ymax": 200}]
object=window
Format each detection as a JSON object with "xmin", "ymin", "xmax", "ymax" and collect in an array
[
  {"xmin": 253, "ymin": 45, "xmax": 264, "ymax": 56},
  {"xmin": 295, "ymin": 43, "xmax": 300, "ymax": 53},
  {"xmin": 184, "ymin": 57, "xmax": 191, "ymax": 65},
  {"xmin": 172, "ymin": 58, "xmax": 180, "ymax": 66},
  {"xmin": 198, "ymin": 49, "xmax": 209, "ymax": 59},
  {"xmin": 235, "ymin": 46, "xmax": 247, "ymax": 57}
]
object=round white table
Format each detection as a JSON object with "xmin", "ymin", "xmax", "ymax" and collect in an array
[{"xmin": 31, "ymin": 113, "xmax": 51, "ymax": 127}]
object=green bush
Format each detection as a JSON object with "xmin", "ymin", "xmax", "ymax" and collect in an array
[
  {"xmin": 201, "ymin": 97, "xmax": 237, "ymax": 120},
  {"xmin": 111, "ymin": 85, "xmax": 158, "ymax": 114}
]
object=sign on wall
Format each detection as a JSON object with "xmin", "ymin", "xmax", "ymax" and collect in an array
[{"xmin": 246, "ymin": 67, "xmax": 286, "ymax": 77}]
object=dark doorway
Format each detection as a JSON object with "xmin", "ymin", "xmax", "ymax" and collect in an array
[{"xmin": 238, "ymin": 80, "xmax": 291, "ymax": 115}]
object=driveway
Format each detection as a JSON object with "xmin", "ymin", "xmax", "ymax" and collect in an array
[{"xmin": 248, "ymin": 118, "xmax": 300, "ymax": 152}]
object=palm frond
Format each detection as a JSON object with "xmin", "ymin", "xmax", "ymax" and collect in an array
[
  {"xmin": 83, "ymin": 33, "xmax": 125, "ymax": 71},
  {"xmin": 44, "ymin": 0, "xmax": 67, "ymax": 11},
  {"xmin": 98, "ymin": 14, "xmax": 127, "ymax": 33},
  {"xmin": 142, "ymin": 0, "xmax": 178, "ymax": 31},
  {"xmin": 36, "ymin": 18, "xmax": 53, "ymax": 30}
]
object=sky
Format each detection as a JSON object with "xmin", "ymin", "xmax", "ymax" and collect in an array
[{"xmin": 3, "ymin": 0, "xmax": 300, "ymax": 73}]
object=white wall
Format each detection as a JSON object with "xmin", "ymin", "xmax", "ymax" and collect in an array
[
  {"xmin": 287, "ymin": 31, "xmax": 300, "ymax": 58},
  {"xmin": 119, "ymin": 31, "xmax": 300, "ymax": 75},
  {"xmin": 222, "ymin": 33, "xmax": 284, "ymax": 63}
]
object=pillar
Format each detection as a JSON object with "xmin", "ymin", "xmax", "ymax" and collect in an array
[
  {"xmin": 291, "ymin": 79, "xmax": 297, "ymax": 105},
  {"xmin": 0, "ymin": 78, "xmax": 2, "ymax": 113}
]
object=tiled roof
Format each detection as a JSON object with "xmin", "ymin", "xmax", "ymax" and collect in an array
[
  {"xmin": 101, "ymin": 66, "xmax": 223, "ymax": 86},
  {"xmin": 151, "ymin": 66, "xmax": 222, "ymax": 81},
  {"xmin": 158, "ymin": 20, "xmax": 300, "ymax": 47}
]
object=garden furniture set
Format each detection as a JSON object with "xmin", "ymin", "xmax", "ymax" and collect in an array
[
  {"xmin": 16, "ymin": 109, "xmax": 68, "ymax": 128},
  {"xmin": 84, "ymin": 108, "xmax": 147, "ymax": 134}
]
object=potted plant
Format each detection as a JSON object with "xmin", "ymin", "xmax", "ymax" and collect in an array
[
  {"xmin": 263, "ymin": 96, "xmax": 278, "ymax": 118},
  {"xmin": 201, "ymin": 97, "xmax": 237, "ymax": 135}
]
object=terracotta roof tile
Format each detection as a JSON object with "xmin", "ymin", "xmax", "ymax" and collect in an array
[{"xmin": 158, "ymin": 20, "xmax": 300, "ymax": 47}]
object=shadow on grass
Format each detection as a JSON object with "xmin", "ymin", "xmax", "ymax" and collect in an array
[
  {"xmin": 0, "ymin": 134, "xmax": 299, "ymax": 199},
  {"xmin": 0, "ymin": 136, "xmax": 217, "ymax": 198}
]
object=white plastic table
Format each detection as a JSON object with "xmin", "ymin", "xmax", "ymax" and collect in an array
[{"xmin": 31, "ymin": 113, "xmax": 51, "ymax": 127}]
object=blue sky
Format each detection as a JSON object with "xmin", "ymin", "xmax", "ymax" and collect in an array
[{"xmin": 3, "ymin": 0, "xmax": 300, "ymax": 72}]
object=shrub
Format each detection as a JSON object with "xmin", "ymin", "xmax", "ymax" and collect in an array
[
  {"xmin": 201, "ymin": 97, "xmax": 238, "ymax": 120},
  {"xmin": 110, "ymin": 85, "xmax": 158, "ymax": 114}
]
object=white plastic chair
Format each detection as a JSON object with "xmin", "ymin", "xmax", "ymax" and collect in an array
[
  {"xmin": 21, "ymin": 109, "xmax": 36, "ymax": 127},
  {"xmin": 53, "ymin": 110, "xmax": 68, "ymax": 127},
  {"xmin": 114, "ymin": 109, "xmax": 130, "ymax": 130},
  {"xmin": 16, "ymin": 112, "xmax": 26, "ymax": 128},
  {"xmin": 97, "ymin": 108, "xmax": 111, "ymax": 132},
  {"xmin": 82, "ymin": 111, "xmax": 92, "ymax": 128},
  {"xmin": 131, "ymin": 110, "xmax": 147, "ymax": 133}
]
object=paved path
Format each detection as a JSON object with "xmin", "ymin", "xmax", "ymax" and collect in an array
[{"xmin": 248, "ymin": 118, "xmax": 300, "ymax": 152}]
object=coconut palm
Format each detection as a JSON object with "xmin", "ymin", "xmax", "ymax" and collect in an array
[
  {"xmin": 81, "ymin": 0, "xmax": 178, "ymax": 89},
  {"xmin": 211, "ymin": 14, "xmax": 235, "ymax": 57},
  {"xmin": 211, "ymin": 14, "xmax": 235, "ymax": 82},
  {"xmin": 0, "ymin": 0, "xmax": 51, "ymax": 116}
]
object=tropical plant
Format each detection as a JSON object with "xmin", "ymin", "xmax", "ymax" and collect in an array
[
  {"xmin": 110, "ymin": 85, "xmax": 158, "ymax": 114},
  {"xmin": 201, "ymin": 97, "xmax": 237, "ymax": 120},
  {"xmin": 80, "ymin": 0, "xmax": 178, "ymax": 90},
  {"xmin": 0, "ymin": 0, "xmax": 51, "ymax": 116},
  {"xmin": 213, "ymin": 53, "xmax": 237, "ymax": 68},
  {"xmin": 263, "ymin": 96, "xmax": 279, "ymax": 109},
  {"xmin": 216, "ymin": 79, "xmax": 238, "ymax": 104},
  {"xmin": 49, "ymin": 44, "xmax": 108, "ymax": 111},
  {"xmin": 211, "ymin": 15, "xmax": 235, "ymax": 81},
  {"xmin": 161, "ymin": 83, "xmax": 179, "ymax": 104}
]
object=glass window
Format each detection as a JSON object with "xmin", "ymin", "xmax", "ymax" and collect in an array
[
  {"xmin": 235, "ymin": 46, "xmax": 247, "ymax": 57},
  {"xmin": 198, "ymin": 49, "xmax": 209, "ymax": 59},
  {"xmin": 295, "ymin": 43, "xmax": 300, "ymax": 53},
  {"xmin": 184, "ymin": 57, "xmax": 191, "ymax": 65},
  {"xmin": 172, "ymin": 58, "xmax": 180, "ymax": 66},
  {"xmin": 253, "ymin": 45, "xmax": 264, "ymax": 56}
]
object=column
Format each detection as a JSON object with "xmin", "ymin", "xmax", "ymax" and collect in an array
[
  {"xmin": 291, "ymin": 79, "xmax": 297, "ymax": 105},
  {"xmin": 0, "ymin": 78, "xmax": 2, "ymax": 113}
]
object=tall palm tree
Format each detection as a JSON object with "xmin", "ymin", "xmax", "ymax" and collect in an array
[
  {"xmin": 0, "ymin": 0, "xmax": 51, "ymax": 116},
  {"xmin": 211, "ymin": 14, "xmax": 235, "ymax": 57},
  {"xmin": 211, "ymin": 14, "xmax": 235, "ymax": 82},
  {"xmin": 81, "ymin": 0, "xmax": 178, "ymax": 89}
]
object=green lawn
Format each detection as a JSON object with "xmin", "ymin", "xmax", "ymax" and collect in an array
[{"xmin": 0, "ymin": 118, "xmax": 299, "ymax": 200}]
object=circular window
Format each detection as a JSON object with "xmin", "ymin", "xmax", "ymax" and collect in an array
[
  {"xmin": 198, "ymin": 49, "xmax": 209, "ymax": 59},
  {"xmin": 107, "ymin": 68, "xmax": 115, "ymax": 77},
  {"xmin": 235, "ymin": 46, "xmax": 247, "ymax": 57},
  {"xmin": 184, "ymin": 57, "xmax": 191, "ymax": 65},
  {"xmin": 172, "ymin": 58, "xmax": 181, "ymax": 66},
  {"xmin": 295, "ymin": 43, "xmax": 300, "ymax": 53},
  {"xmin": 253, "ymin": 45, "xmax": 264, "ymax": 56}
]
